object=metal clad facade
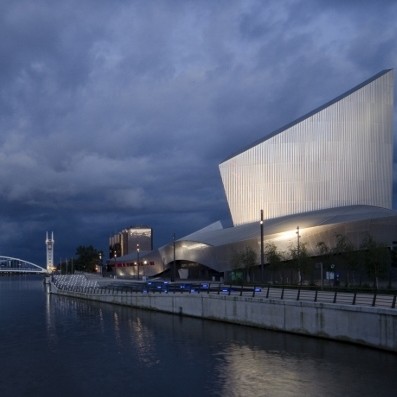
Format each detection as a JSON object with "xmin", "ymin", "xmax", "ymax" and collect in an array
[{"xmin": 219, "ymin": 70, "xmax": 394, "ymax": 226}]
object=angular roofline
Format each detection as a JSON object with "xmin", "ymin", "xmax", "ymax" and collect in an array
[
  {"xmin": 175, "ymin": 205, "xmax": 397, "ymax": 246},
  {"xmin": 220, "ymin": 69, "xmax": 393, "ymax": 164}
]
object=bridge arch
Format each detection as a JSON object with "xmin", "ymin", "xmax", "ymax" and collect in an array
[{"xmin": 0, "ymin": 256, "xmax": 47, "ymax": 274}]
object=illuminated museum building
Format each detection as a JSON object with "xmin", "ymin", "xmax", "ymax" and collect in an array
[{"xmin": 115, "ymin": 69, "xmax": 397, "ymax": 280}]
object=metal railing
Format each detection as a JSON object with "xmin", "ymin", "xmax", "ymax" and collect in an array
[
  {"xmin": 260, "ymin": 285, "xmax": 397, "ymax": 309},
  {"xmin": 51, "ymin": 276, "xmax": 397, "ymax": 310}
]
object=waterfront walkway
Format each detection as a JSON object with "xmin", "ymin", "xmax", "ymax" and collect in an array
[{"xmin": 52, "ymin": 274, "xmax": 397, "ymax": 310}]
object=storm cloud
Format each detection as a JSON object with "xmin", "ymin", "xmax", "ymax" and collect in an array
[{"xmin": 1, "ymin": 0, "xmax": 397, "ymax": 265}]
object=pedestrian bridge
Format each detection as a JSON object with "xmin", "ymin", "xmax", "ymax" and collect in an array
[{"xmin": 0, "ymin": 256, "xmax": 47, "ymax": 274}]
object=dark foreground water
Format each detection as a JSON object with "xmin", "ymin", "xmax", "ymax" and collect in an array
[{"xmin": 1, "ymin": 275, "xmax": 396, "ymax": 397}]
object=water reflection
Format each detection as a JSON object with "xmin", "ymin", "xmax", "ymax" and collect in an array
[
  {"xmin": 94, "ymin": 304, "xmax": 397, "ymax": 396},
  {"xmin": 3, "ymin": 276, "xmax": 394, "ymax": 397},
  {"xmin": 130, "ymin": 317, "xmax": 160, "ymax": 368},
  {"xmin": 214, "ymin": 344, "xmax": 326, "ymax": 397}
]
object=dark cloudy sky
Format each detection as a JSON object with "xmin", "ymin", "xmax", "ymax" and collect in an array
[{"xmin": 1, "ymin": 0, "xmax": 397, "ymax": 266}]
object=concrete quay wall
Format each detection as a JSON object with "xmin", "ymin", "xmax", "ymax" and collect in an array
[{"xmin": 50, "ymin": 284, "xmax": 397, "ymax": 353}]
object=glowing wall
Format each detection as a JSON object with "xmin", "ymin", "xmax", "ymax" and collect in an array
[{"xmin": 219, "ymin": 70, "xmax": 394, "ymax": 226}]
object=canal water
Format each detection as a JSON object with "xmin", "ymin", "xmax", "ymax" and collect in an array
[{"xmin": 1, "ymin": 275, "xmax": 396, "ymax": 397}]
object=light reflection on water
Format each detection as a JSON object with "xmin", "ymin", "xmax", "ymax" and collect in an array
[
  {"xmin": 1, "ymin": 276, "xmax": 397, "ymax": 397},
  {"xmin": 214, "ymin": 344, "xmax": 332, "ymax": 397}
]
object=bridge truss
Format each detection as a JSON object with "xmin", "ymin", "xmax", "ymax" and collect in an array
[{"xmin": 0, "ymin": 256, "xmax": 47, "ymax": 274}]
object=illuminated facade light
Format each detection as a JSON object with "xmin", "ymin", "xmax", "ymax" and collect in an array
[{"xmin": 219, "ymin": 70, "xmax": 394, "ymax": 226}]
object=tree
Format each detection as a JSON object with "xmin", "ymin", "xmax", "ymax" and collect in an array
[
  {"xmin": 231, "ymin": 247, "xmax": 257, "ymax": 282},
  {"xmin": 333, "ymin": 233, "xmax": 362, "ymax": 286},
  {"xmin": 74, "ymin": 245, "xmax": 101, "ymax": 272},
  {"xmin": 316, "ymin": 241, "xmax": 330, "ymax": 256},
  {"xmin": 333, "ymin": 233, "xmax": 353, "ymax": 255},
  {"xmin": 243, "ymin": 247, "xmax": 257, "ymax": 282},
  {"xmin": 289, "ymin": 241, "xmax": 310, "ymax": 285},
  {"xmin": 264, "ymin": 242, "xmax": 284, "ymax": 283},
  {"xmin": 315, "ymin": 241, "xmax": 330, "ymax": 287},
  {"xmin": 359, "ymin": 234, "xmax": 390, "ymax": 289}
]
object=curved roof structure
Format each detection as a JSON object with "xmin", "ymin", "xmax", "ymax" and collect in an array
[
  {"xmin": 154, "ymin": 205, "xmax": 397, "ymax": 273},
  {"xmin": 179, "ymin": 205, "xmax": 397, "ymax": 247}
]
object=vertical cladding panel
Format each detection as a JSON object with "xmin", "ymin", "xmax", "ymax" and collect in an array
[{"xmin": 219, "ymin": 70, "xmax": 394, "ymax": 226}]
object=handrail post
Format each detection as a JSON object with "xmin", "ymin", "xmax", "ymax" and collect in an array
[
  {"xmin": 266, "ymin": 286, "xmax": 270, "ymax": 298},
  {"xmin": 372, "ymin": 292, "xmax": 377, "ymax": 307},
  {"xmin": 314, "ymin": 289, "xmax": 318, "ymax": 302},
  {"xmin": 252, "ymin": 286, "xmax": 256, "ymax": 298},
  {"xmin": 333, "ymin": 290, "xmax": 337, "ymax": 303},
  {"xmin": 352, "ymin": 291, "xmax": 357, "ymax": 305},
  {"xmin": 296, "ymin": 288, "xmax": 301, "ymax": 301}
]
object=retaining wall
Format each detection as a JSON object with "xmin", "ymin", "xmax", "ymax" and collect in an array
[{"xmin": 49, "ymin": 282, "xmax": 397, "ymax": 353}]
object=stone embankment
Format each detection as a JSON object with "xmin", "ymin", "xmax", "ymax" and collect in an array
[{"xmin": 48, "ymin": 274, "xmax": 397, "ymax": 353}]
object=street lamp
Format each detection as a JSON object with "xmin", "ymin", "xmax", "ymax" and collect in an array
[
  {"xmin": 99, "ymin": 252, "xmax": 103, "ymax": 275},
  {"xmin": 137, "ymin": 243, "xmax": 140, "ymax": 280},
  {"xmin": 143, "ymin": 260, "xmax": 147, "ymax": 280},
  {"xmin": 171, "ymin": 233, "xmax": 176, "ymax": 282},
  {"xmin": 260, "ymin": 209, "xmax": 264, "ymax": 282},
  {"xmin": 296, "ymin": 226, "xmax": 301, "ymax": 284}
]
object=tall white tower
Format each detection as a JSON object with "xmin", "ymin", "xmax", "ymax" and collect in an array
[{"xmin": 46, "ymin": 231, "xmax": 54, "ymax": 273}]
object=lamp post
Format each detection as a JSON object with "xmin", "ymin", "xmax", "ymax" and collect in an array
[
  {"xmin": 260, "ymin": 209, "xmax": 264, "ymax": 282},
  {"xmin": 171, "ymin": 233, "xmax": 176, "ymax": 282},
  {"xmin": 143, "ymin": 260, "xmax": 147, "ymax": 280},
  {"xmin": 137, "ymin": 243, "xmax": 140, "ymax": 280},
  {"xmin": 99, "ymin": 252, "xmax": 103, "ymax": 276},
  {"xmin": 296, "ymin": 226, "xmax": 301, "ymax": 284}
]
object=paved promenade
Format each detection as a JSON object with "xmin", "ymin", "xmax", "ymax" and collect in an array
[{"xmin": 53, "ymin": 273, "xmax": 397, "ymax": 310}]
